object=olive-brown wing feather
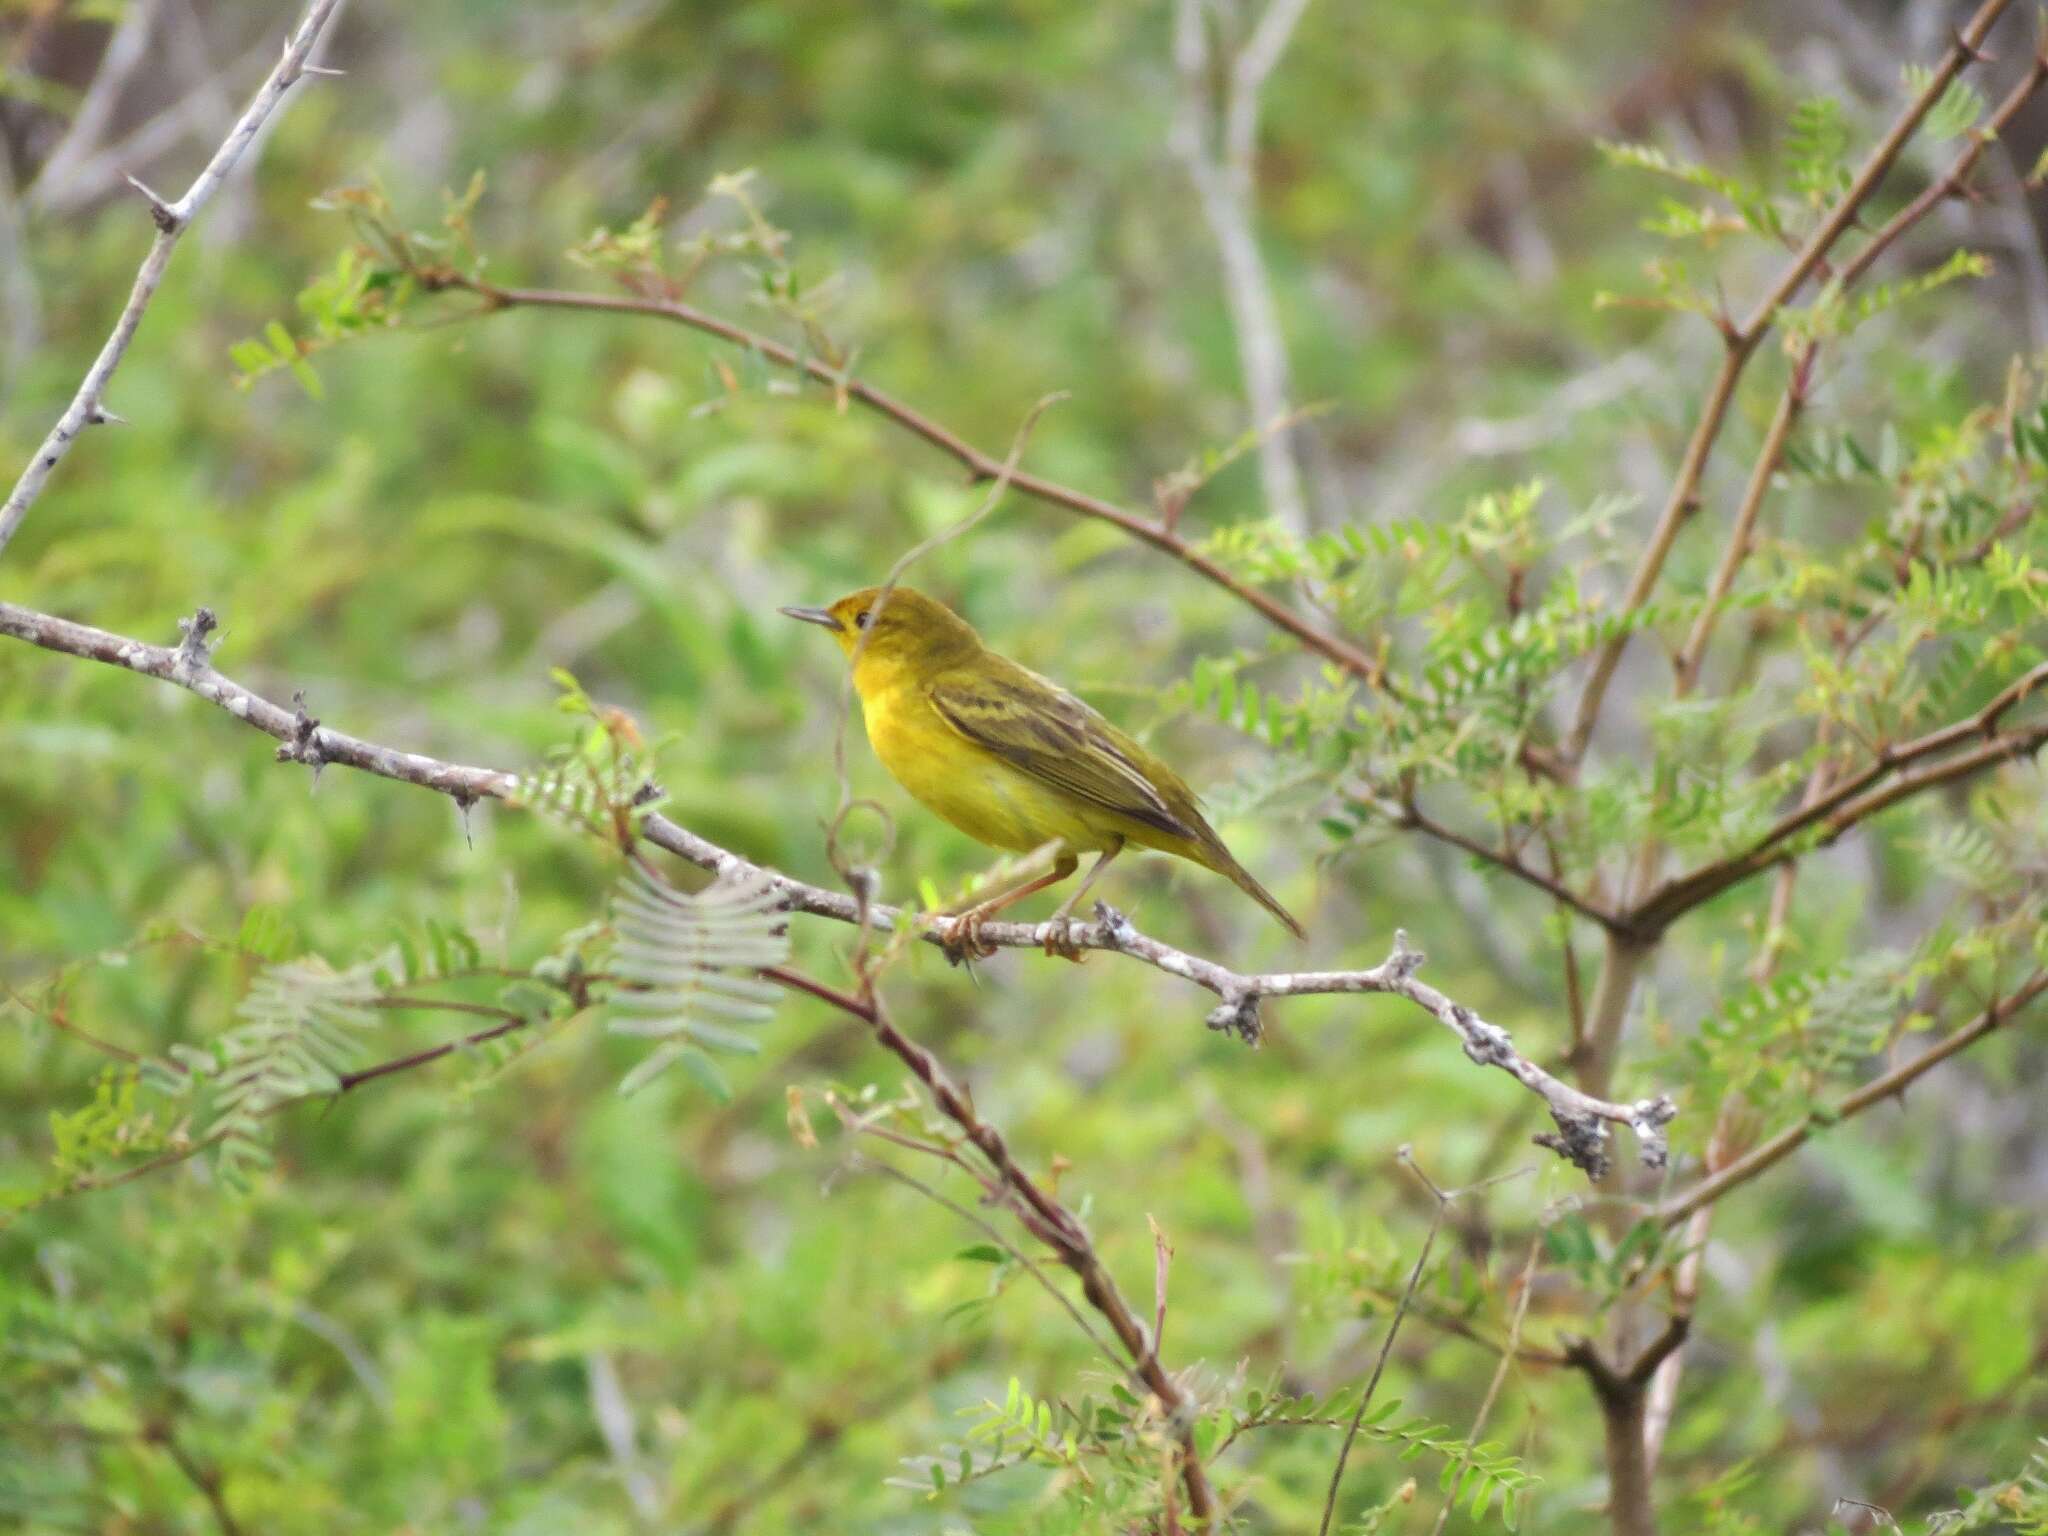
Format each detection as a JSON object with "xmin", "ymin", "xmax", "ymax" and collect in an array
[{"xmin": 925, "ymin": 666, "xmax": 1197, "ymax": 843}]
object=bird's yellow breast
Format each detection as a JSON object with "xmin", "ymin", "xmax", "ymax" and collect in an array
[{"xmin": 856, "ymin": 667, "xmax": 1123, "ymax": 856}]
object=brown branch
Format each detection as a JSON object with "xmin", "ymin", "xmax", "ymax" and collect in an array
[
  {"xmin": 150, "ymin": 1425, "xmax": 244, "ymax": 1536},
  {"xmin": 1631, "ymin": 662, "xmax": 2048, "ymax": 931},
  {"xmin": 1673, "ymin": 40, "xmax": 2048, "ymax": 700},
  {"xmin": 1561, "ymin": 0, "xmax": 2018, "ymax": 763},
  {"xmin": 337, "ymin": 1008, "xmax": 536, "ymax": 1091},
  {"xmin": 764, "ymin": 968, "xmax": 1218, "ymax": 1521},
  {"xmin": 1562, "ymin": 1316, "xmax": 1690, "ymax": 1536},
  {"xmin": 413, "ymin": 272, "xmax": 1392, "ymax": 693},
  {"xmin": 0, "ymin": 0, "xmax": 348, "ymax": 557},
  {"xmin": 0, "ymin": 598, "xmax": 1675, "ymax": 1179},
  {"xmin": 1384, "ymin": 794, "xmax": 1631, "ymax": 934},
  {"xmin": 1656, "ymin": 969, "xmax": 2048, "ymax": 1227}
]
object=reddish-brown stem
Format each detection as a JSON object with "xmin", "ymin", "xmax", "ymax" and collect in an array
[
  {"xmin": 1632, "ymin": 664, "xmax": 2048, "ymax": 930},
  {"xmin": 1562, "ymin": 0, "xmax": 2018, "ymax": 763},
  {"xmin": 1671, "ymin": 348, "xmax": 1811, "ymax": 695},
  {"xmin": 1656, "ymin": 969, "xmax": 2048, "ymax": 1226},
  {"xmin": 764, "ymin": 967, "xmax": 1218, "ymax": 1521},
  {"xmin": 426, "ymin": 274, "xmax": 1389, "ymax": 699},
  {"xmin": 1674, "ymin": 39, "xmax": 2048, "ymax": 702}
]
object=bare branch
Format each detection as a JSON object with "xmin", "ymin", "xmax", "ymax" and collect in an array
[
  {"xmin": 0, "ymin": 597, "xmax": 1669, "ymax": 1177},
  {"xmin": 1172, "ymin": 0, "xmax": 1316, "ymax": 533},
  {"xmin": 0, "ymin": 0, "xmax": 348, "ymax": 558},
  {"xmin": 775, "ymin": 971, "xmax": 1220, "ymax": 1520}
]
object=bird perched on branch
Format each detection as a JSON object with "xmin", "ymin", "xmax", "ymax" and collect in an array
[{"xmin": 780, "ymin": 585, "xmax": 1303, "ymax": 957}]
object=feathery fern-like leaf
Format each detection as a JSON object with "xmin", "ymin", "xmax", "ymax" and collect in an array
[{"xmin": 607, "ymin": 865, "xmax": 788, "ymax": 1094}]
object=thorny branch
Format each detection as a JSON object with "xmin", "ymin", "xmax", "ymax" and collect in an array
[
  {"xmin": 0, "ymin": 0, "xmax": 348, "ymax": 558},
  {"xmin": 1673, "ymin": 37, "xmax": 2048, "ymax": 706},
  {"xmin": 789, "ymin": 976, "xmax": 1220, "ymax": 1520},
  {"xmin": 405, "ymin": 272, "xmax": 1394, "ymax": 692},
  {"xmin": 1631, "ymin": 660, "xmax": 2048, "ymax": 932},
  {"xmin": 1561, "ymin": 0, "xmax": 2019, "ymax": 763},
  {"xmin": 0, "ymin": 597, "xmax": 1671, "ymax": 1177},
  {"xmin": 1655, "ymin": 969, "xmax": 2048, "ymax": 1227}
]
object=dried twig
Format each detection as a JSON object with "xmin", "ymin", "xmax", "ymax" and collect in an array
[{"xmin": 0, "ymin": 0, "xmax": 348, "ymax": 558}]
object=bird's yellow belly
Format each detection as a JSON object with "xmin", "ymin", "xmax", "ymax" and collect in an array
[{"xmin": 863, "ymin": 688, "xmax": 1121, "ymax": 855}]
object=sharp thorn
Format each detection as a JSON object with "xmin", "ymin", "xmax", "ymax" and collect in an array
[{"xmin": 123, "ymin": 174, "xmax": 180, "ymax": 232}]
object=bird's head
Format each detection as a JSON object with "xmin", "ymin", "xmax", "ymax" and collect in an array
[{"xmin": 779, "ymin": 585, "xmax": 983, "ymax": 678}]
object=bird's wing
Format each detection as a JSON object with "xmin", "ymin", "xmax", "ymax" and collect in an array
[{"xmin": 926, "ymin": 664, "xmax": 1199, "ymax": 842}]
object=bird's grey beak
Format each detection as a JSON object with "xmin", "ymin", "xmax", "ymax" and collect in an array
[{"xmin": 778, "ymin": 605, "xmax": 842, "ymax": 631}]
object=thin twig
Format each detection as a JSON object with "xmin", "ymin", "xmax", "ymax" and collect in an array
[
  {"xmin": 0, "ymin": 0, "xmax": 348, "ymax": 557},
  {"xmin": 411, "ymin": 271, "xmax": 1393, "ymax": 691},
  {"xmin": 1318, "ymin": 1151, "xmax": 1483, "ymax": 1536},
  {"xmin": 1657, "ymin": 969, "xmax": 2048, "ymax": 1226},
  {"xmin": 152, "ymin": 1427, "xmax": 244, "ymax": 1536},
  {"xmin": 1429, "ymin": 1231, "xmax": 1544, "ymax": 1536},
  {"xmin": 861, "ymin": 1161, "xmax": 1130, "ymax": 1377},
  {"xmin": 1383, "ymin": 793, "xmax": 1630, "ymax": 933}
]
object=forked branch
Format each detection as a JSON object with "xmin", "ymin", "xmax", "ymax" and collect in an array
[{"xmin": 1561, "ymin": 0, "xmax": 2019, "ymax": 762}]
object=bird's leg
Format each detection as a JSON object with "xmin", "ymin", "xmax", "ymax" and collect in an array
[
  {"xmin": 1041, "ymin": 840, "xmax": 1123, "ymax": 961},
  {"xmin": 940, "ymin": 852, "xmax": 1079, "ymax": 962}
]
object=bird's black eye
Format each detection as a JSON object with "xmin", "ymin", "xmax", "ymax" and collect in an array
[{"xmin": 855, "ymin": 610, "xmax": 872, "ymax": 630}]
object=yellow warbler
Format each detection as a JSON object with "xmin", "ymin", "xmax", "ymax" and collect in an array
[{"xmin": 781, "ymin": 586, "xmax": 1303, "ymax": 954}]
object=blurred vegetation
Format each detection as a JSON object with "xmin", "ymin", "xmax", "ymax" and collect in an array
[{"xmin": 4, "ymin": 1, "xmax": 2048, "ymax": 1532}]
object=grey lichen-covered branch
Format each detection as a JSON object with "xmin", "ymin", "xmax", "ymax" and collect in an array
[
  {"xmin": 0, "ymin": 598, "xmax": 1672, "ymax": 1178},
  {"xmin": 0, "ymin": 0, "xmax": 348, "ymax": 558}
]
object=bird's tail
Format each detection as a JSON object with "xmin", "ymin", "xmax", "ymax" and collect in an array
[{"xmin": 1202, "ymin": 843, "xmax": 1306, "ymax": 940}]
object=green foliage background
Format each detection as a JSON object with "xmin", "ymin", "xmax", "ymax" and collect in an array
[{"xmin": 3, "ymin": 2, "xmax": 2046, "ymax": 1532}]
